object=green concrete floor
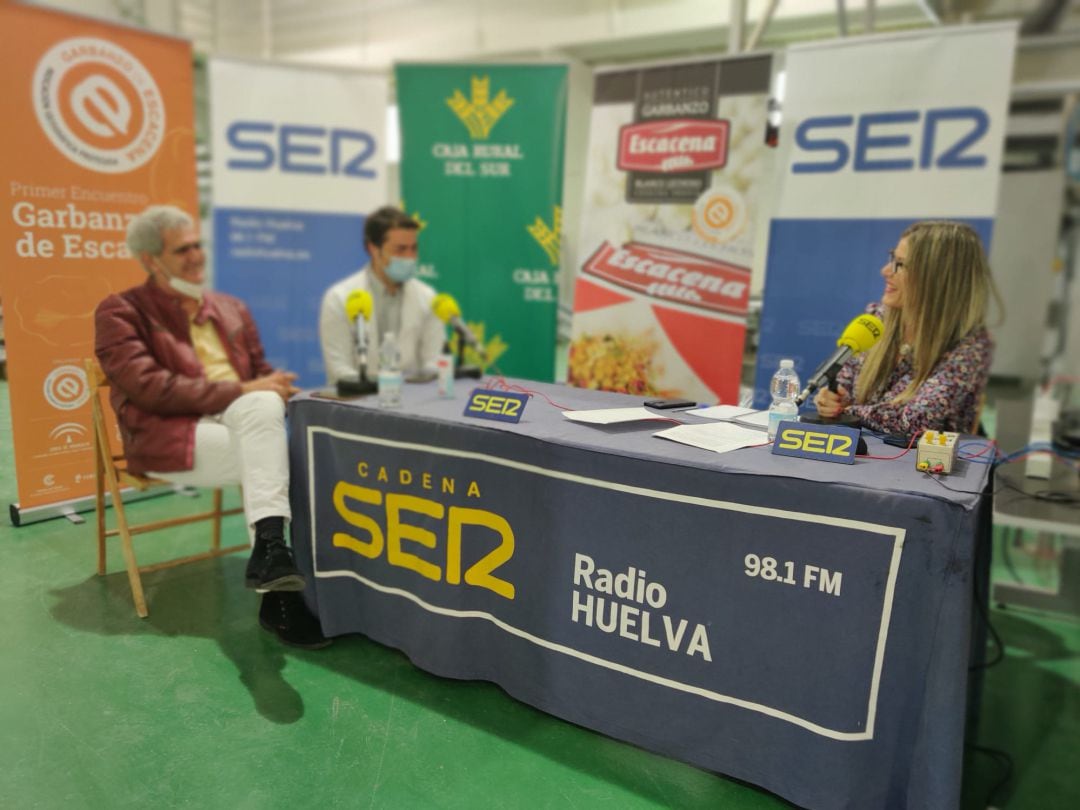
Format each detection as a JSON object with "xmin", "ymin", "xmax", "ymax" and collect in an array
[{"xmin": 0, "ymin": 378, "xmax": 1077, "ymax": 809}]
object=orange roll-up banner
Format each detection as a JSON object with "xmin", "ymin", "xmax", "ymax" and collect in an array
[{"xmin": 0, "ymin": 3, "xmax": 196, "ymax": 521}]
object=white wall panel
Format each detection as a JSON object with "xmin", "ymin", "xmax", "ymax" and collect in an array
[{"xmin": 989, "ymin": 169, "xmax": 1066, "ymax": 380}]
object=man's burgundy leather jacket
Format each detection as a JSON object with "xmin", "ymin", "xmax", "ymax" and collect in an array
[{"xmin": 94, "ymin": 279, "xmax": 273, "ymax": 474}]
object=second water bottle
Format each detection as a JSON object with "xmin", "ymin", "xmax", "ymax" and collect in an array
[{"xmin": 378, "ymin": 331, "xmax": 403, "ymax": 408}]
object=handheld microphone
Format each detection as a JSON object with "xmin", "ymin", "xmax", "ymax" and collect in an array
[
  {"xmin": 345, "ymin": 289, "xmax": 373, "ymax": 355},
  {"xmin": 338, "ymin": 289, "xmax": 377, "ymax": 396},
  {"xmin": 432, "ymin": 293, "xmax": 485, "ymax": 359},
  {"xmin": 795, "ymin": 313, "xmax": 884, "ymax": 406}
]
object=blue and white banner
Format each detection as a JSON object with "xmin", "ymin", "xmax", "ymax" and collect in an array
[
  {"xmin": 209, "ymin": 58, "xmax": 388, "ymax": 388},
  {"xmin": 753, "ymin": 24, "xmax": 1016, "ymax": 407}
]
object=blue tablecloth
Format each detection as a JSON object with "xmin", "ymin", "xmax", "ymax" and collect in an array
[{"xmin": 288, "ymin": 380, "xmax": 992, "ymax": 810}]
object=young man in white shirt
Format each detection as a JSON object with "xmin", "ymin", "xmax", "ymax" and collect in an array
[{"xmin": 319, "ymin": 206, "xmax": 445, "ymax": 387}]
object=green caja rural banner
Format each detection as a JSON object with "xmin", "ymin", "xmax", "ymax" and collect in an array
[{"xmin": 395, "ymin": 63, "xmax": 567, "ymax": 380}]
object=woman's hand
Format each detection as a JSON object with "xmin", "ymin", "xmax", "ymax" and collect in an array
[{"xmin": 814, "ymin": 385, "xmax": 850, "ymax": 419}]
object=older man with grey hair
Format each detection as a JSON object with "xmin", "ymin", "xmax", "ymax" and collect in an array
[{"xmin": 94, "ymin": 204, "xmax": 329, "ymax": 649}]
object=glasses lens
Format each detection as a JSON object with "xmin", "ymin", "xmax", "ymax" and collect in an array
[{"xmin": 887, "ymin": 251, "xmax": 902, "ymax": 274}]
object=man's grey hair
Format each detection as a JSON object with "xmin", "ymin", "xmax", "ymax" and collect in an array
[{"xmin": 126, "ymin": 205, "xmax": 193, "ymax": 261}]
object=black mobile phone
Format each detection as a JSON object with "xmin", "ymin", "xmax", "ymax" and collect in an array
[
  {"xmin": 644, "ymin": 398, "xmax": 697, "ymax": 410},
  {"xmin": 881, "ymin": 433, "xmax": 914, "ymax": 448}
]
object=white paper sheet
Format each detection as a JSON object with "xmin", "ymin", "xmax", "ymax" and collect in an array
[
  {"xmin": 695, "ymin": 405, "xmax": 770, "ymax": 429},
  {"xmin": 654, "ymin": 422, "xmax": 768, "ymax": 454},
  {"xmin": 695, "ymin": 404, "xmax": 756, "ymax": 420},
  {"xmin": 563, "ymin": 407, "xmax": 679, "ymax": 425}
]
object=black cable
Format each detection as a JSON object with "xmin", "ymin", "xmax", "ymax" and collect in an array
[
  {"xmin": 969, "ymin": 520, "xmax": 1004, "ymax": 673},
  {"xmin": 1031, "ymin": 489, "xmax": 1080, "ymax": 506},
  {"xmin": 967, "ymin": 743, "xmax": 1013, "ymax": 809},
  {"xmin": 994, "ymin": 475, "xmax": 1080, "ymax": 506},
  {"xmin": 993, "ymin": 476, "xmax": 1030, "ymax": 499},
  {"xmin": 967, "ymin": 479, "xmax": 1012, "ymax": 806},
  {"xmin": 968, "ymin": 588, "xmax": 1004, "ymax": 672},
  {"xmin": 920, "ymin": 470, "xmax": 986, "ymax": 495}
]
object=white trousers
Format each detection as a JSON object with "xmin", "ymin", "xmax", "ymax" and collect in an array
[{"xmin": 147, "ymin": 391, "xmax": 290, "ymax": 545}]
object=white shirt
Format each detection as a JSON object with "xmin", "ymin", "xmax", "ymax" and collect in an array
[{"xmin": 319, "ymin": 266, "xmax": 445, "ymax": 386}]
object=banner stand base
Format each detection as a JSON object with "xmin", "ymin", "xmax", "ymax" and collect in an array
[{"xmin": 10, "ymin": 486, "xmax": 193, "ymax": 527}]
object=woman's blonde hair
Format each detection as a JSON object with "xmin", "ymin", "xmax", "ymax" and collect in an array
[{"xmin": 856, "ymin": 220, "xmax": 1000, "ymax": 405}]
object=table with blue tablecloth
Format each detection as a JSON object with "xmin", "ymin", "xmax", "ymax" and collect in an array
[{"xmin": 287, "ymin": 379, "xmax": 992, "ymax": 810}]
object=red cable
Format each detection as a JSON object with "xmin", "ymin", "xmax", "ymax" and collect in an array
[
  {"xmin": 957, "ymin": 439, "xmax": 998, "ymax": 461},
  {"xmin": 863, "ymin": 430, "xmax": 921, "ymax": 460},
  {"xmin": 485, "ymin": 376, "xmax": 576, "ymax": 412}
]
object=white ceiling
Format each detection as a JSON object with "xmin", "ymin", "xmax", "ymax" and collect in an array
[
  {"xmin": 24, "ymin": 0, "xmax": 1080, "ymax": 100},
  {"xmin": 34, "ymin": 0, "xmax": 1080, "ymax": 71}
]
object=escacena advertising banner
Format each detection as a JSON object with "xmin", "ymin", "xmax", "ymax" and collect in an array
[
  {"xmin": 753, "ymin": 24, "xmax": 1017, "ymax": 408},
  {"xmin": 395, "ymin": 64, "xmax": 567, "ymax": 381},
  {"xmin": 209, "ymin": 58, "xmax": 388, "ymax": 389},
  {"xmin": 570, "ymin": 56, "xmax": 773, "ymax": 405},
  {"xmin": 0, "ymin": 3, "xmax": 197, "ymax": 520}
]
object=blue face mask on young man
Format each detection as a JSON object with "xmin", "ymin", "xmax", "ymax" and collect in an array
[{"xmin": 384, "ymin": 256, "xmax": 418, "ymax": 284}]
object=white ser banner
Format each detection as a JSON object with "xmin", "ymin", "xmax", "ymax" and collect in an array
[
  {"xmin": 209, "ymin": 58, "xmax": 389, "ymax": 386},
  {"xmin": 753, "ymin": 24, "xmax": 1017, "ymax": 407},
  {"xmin": 210, "ymin": 58, "xmax": 388, "ymax": 212},
  {"xmin": 775, "ymin": 23, "xmax": 1016, "ymax": 220}
]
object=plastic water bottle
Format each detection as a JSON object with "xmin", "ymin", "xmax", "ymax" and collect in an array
[
  {"xmin": 377, "ymin": 331, "xmax": 403, "ymax": 408},
  {"xmin": 436, "ymin": 349, "xmax": 454, "ymax": 398},
  {"xmin": 767, "ymin": 359, "xmax": 800, "ymax": 440}
]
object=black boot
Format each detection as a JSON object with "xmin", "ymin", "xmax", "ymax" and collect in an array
[
  {"xmin": 259, "ymin": 591, "xmax": 332, "ymax": 650},
  {"xmin": 245, "ymin": 517, "xmax": 306, "ymax": 593}
]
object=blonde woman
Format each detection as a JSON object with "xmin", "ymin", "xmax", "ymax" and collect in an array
[{"xmin": 814, "ymin": 221, "xmax": 998, "ymax": 435}]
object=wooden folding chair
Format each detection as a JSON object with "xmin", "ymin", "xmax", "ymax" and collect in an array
[{"xmin": 85, "ymin": 358, "xmax": 246, "ymax": 617}]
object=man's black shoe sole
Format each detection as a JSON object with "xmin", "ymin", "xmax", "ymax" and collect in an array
[
  {"xmin": 258, "ymin": 616, "xmax": 333, "ymax": 650},
  {"xmin": 246, "ymin": 573, "xmax": 307, "ymax": 593}
]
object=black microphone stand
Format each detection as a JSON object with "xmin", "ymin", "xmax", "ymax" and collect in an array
[
  {"xmin": 452, "ymin": 331, "xmax": 483, "ymax": 380},
  {"xmin": 337, "ymin": 314, "xmax": 379, "ymax": 396},
  {"xmin": 337, "ymin": 351, "xmax": 378, "ymax": 397}
]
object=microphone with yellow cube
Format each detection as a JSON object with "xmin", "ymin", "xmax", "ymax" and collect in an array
[
  {"xmin": 337, "ymin": 288, "xmax": 378, "ymax": 397},
  {"xmin": 797, "ymin": 313, "xmax": 884, "ymax": 426},
  {"xmin": 432, "ymin": 292, "xmax": 484, "ymax": 379}
]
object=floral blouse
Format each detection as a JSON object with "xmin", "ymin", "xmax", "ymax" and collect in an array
[{"xmin": 832, "ymin": 303, "xmax": 993, "ymax": 435}]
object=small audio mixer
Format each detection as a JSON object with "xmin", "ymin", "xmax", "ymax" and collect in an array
[{"xmin": 916, "ymin": 431, "xmax": 959, "ymax": 474}]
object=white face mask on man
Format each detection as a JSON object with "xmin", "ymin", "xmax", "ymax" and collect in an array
[{"xmin": 153, "ymin": 258, "xmax": 204, "ymax": 302}]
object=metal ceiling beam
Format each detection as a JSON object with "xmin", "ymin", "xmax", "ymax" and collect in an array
[
  {"xmin": 729, "ymin": 0, "xmax": 746, "ymax": 54},
  {"xmin": 745, "ymin": 0, "xmax": 781, "ymax": 53}
]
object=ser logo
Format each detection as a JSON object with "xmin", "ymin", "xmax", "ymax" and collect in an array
[
  {"xmin": 464, "ymin": 390, "xmax": 529, "ymax": 424},
  {"xmin": 226, "ymin": 121, "xmax": 377, "ymax": 177},
  {"xmin": 771, "ymin": 423, "xmax": 861, "ymax": 465},
  {"xmin": 33, "ymin": 37, "xmax": 165, "ymax": 173},
  {"xmin": 792, "ymin": 107, "xmax": 989, "ymax": 173},
  {"xmin": 331, "ymin": 475, "xmax": 516, "ymax": 600}
]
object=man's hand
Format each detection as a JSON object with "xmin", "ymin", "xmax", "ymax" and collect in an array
[
  {"xmin": 814, "ymin": 385, "xmax": 850, "ymax": 419},
  {"xmin": 241, "ymin": 370, "xmax": 299, "ymax": 403}
]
